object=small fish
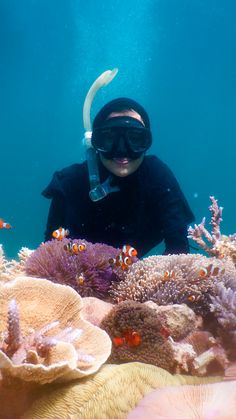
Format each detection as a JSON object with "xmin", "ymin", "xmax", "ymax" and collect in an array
[
  {"xmin": 198, "ymin": 263, "xmax": 225, "ymax": 279},
  {"xmin": 109, "ymin": 244, "xmax": 137, "ymax": 271},
  {"xmin": 163, "ymin": 270, "xmax": 176, "ymax": 280},
  {"xmin": 122, "ymin": 245, "xmax": 138, "ymax": 258},
  {"xmin": 78, "ymin": 243, "xmax": 86, "ymax": 252},
  {"xmin": 159, "ymin": 326, "xmax": 170, "ymax": 339},
  {"xmin": 76, "ymin": 274, "xmax": 85, "ymax": 286},
  {"xmin": 52, "ymin": 227, "xmax": 69, "ymax": 241},
  {"xmin": 188, "ymin": 295, "xmax": 196, "ymax": 302},
  {"xmin": 0, "ymin": 219, "xmax": 11, "ymax": 229},
  {"xmin": 64, "ymin": 242, "xmax": 79, "ymax": 255},
  {"xmin": 112, "ymin": 330, "xmax": 142, "ymax": 348},
  {"xmin": 124, "ymin": 330, "xmax": 142, "ymax": 347},
  {"xmin": 112, "ymin": 336, "xmax": 125, "ymax": 347}
]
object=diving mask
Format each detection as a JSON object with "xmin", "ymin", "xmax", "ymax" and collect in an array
[{"xmin": 91, "ymin": 116, "xmax": 152, "ymax": 159}]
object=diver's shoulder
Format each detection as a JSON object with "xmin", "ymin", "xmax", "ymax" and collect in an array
[
  {"xmin": 57, "ymin": 162, "xmax": 87, "ymax": 180},
  {"xmin": 144, "ymin": 155, "xmax": 172, "ymax": 175}
]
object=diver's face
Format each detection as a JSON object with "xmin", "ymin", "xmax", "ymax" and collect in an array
[{"xmin": 99, "ymin": 110, "xmax": 145, "ymax": 177}]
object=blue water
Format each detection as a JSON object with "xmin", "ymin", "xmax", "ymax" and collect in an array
[{"xmin": 1, "ymin": 0, "xmax": 236, "ymax": 258}]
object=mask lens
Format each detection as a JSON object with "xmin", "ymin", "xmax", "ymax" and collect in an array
[
  {"xmin": 92, "ymin": 128, "xmax": 118, "ymax": 153},
  {"xmin": 126, "ymin": 128, "xmax": 151, "ymax": 152},
  {"xmin": 92, "ymin": 126, "xmax": 151, "ymax": 153}
]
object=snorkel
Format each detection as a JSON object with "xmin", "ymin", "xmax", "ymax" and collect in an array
[{"xmin": 83, "ymin": 68, "xmax": 120, "ymax": 202}]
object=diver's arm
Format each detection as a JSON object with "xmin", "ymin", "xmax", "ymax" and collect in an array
[
  {"xmin": 44, "ymin": 194, "xmax": 66, "ymax": 241},
  {"xmin": 163, "ymin": 226, "xmax": 190, "ymax": 255}
]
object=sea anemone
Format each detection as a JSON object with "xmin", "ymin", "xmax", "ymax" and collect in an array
[
  {"xmin": 25, "ymin": 239, "xmax": 122, "ymax": 299},
  {"xmin": 100, "ymin": 300, "xmax": 175, "ymax": 371},
  {"xmin": 110, "ymin": 253, "xmax": 236, "ymax": 317}
]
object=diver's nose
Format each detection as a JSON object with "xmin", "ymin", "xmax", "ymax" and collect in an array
[{"xmin": 116, "ymin": 135, "xmax": 128, "ymax": 154}]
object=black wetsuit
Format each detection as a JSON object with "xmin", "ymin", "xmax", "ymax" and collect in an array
[{"xmin": 42, "ymin": 155, "xmax": 195, "ymax": 257}]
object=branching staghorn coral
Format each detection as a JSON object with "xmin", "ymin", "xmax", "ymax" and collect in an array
[
  {"xmin": 188, "ymin": 196, "xmax": 236, "ymax": 265},
  {"xmin": 25, "ymin": 239, "xmax": 122, "ymax": 299},
  {"xmin": 110, "ymin": 253, "xmax": 236, "ymax": 316}
]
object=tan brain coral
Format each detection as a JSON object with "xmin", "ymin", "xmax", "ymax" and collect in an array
[
  {"xmin": 0, "ymin": 276, "xmax": 111, "ymax": 384},
  {"xmin": 22, "ymin": 362, "xmax": 220, "ymax": 419}
]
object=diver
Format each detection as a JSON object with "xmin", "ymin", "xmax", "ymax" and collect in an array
[{"xmin": 42, "ymin": 96, "xmax": 195, "ymax": 257}]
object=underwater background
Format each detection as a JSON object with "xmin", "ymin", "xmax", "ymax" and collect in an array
[{"xmin": 0, "ymin": 0, "xmax": 235, "ymax": 258}]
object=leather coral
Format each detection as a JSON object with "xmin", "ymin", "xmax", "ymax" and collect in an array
[{"xmin": 0, "ymin": 276, "xmax": 112, "ymax": 385}]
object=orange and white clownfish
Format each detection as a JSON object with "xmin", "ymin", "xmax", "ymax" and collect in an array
[
  {"xmin": 163, "ymin": 270, "xmax": 176, "ymax": 280},
  {"xmin": 122, "ymin": 245, "xmax": 138, "ymax": 258},
  {"xmin": 198, "ymin": 263, "xmax": 225, "ymax": 279},
  {"xmin": 78, "ymin": 243, "xmax": 87, "ymax": 252},
  {"xmin": 109, "ymin": 253, "xmax": 133, "ymax": 271},
  {"xmin": 52, "ymin": 227, "xmax": 69, "ymax": 241},
  {"xmin": 64, "ymin": 242, "xmax": 87, "ymax": 255},
  {"xmin": 0, "ymin": 219, "xmax": 11, "ymax": 229},
  {"xmin": 109, "ymin": 244, "xmax": 138, "ymax": 271}
]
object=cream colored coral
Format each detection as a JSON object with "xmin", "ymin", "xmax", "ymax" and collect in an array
[
  {"xmin": 0, "ymin": 276, "xmax": 111, "ymax": 384},
  {"xmin": 81, "ymin": 297, "xmax": 114, "ymax": 326},
  {"xmin": 0, "ymin": 246, "xmax": 34, "ymax": 283}
]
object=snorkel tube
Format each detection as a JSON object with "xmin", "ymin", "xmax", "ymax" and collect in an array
[{"xmin": 83, "ymin": 68, "xmax": 119, "ymax": 202}]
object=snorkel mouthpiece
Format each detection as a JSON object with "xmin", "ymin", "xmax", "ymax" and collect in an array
[
  {"xmin": 82, "ymin": 68, "xmax": 119, "ymax": 201},
  {"xmin": 89, "ymin": 176, "xmax": 120, "ymax": 202}
]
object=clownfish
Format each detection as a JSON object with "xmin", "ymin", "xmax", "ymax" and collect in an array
[
  {"xmin": 0, "ymin": 219, "xmax": 11, "ymax": 229},
  {"xmin": 163, "ymin": 270, "xmax": 176, "ymax": 280},
  {"xmin": 64, "ymin": 242, "xmax": 79, "ymax": 255},
  {"xmin": 198, "ymin": 263, "xmax": 225, "ymax": 279},
  {"xmin": 122, "ymin": 245, "xmax": 138, "ymax": 258},
  {"xmin": 109, "ymin": 254, "xmax": 133, "ymax": 271},
  {"xmin": 112, "ymin": 330, "xmax": 142, "ymax": 348},
  {"xmin": 64, "ymin": 242, "xmax": 87, "ymax": 255},
  {"xmin": 52, "ymin": 227, "xmax": 69, "ymax": 241},
  {"xmin": 188, "ymin": 295, "xmax": 197, "ymax": 303},
  {"xmin": 76, "ymin": 273, "xmax": 85, "ymax": 286},
  {"xmin": 109, "ymin": 244, "xmax": 138, "ymax": 271},
  {"xmin": 78, "ymin": 243, "xmax": 87, "ymax": 252}
]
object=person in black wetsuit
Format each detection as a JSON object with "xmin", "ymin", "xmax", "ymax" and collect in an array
[{"xmin": 42, "ymin": 98, "xmax": 195, "ymax": 257}]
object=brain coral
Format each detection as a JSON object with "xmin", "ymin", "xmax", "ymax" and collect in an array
[{"xmin": 25, "ymin": 239, "xmax": 122, "ymax": 299}]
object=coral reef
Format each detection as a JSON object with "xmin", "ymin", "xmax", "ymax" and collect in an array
[
  {"xmin": 100, "ymin": 301, "xmax": 175, "ymax": 371},
  {"xmin": 0, "ymin": 276, "xmax": 111, "ymax": 384},
  {"xmin": 188, "ymin": 196, "xmax": 236, "ymax": 265},
  {"xmin": 25, "ymin": 239, "xmax": 123, "ymax": 299},
  {"xmin": 110, "ymin": 253, "xmax": 236, "ymax": 316},
  {"xmin": 144, "ymin": 302, "xmax": 199, "ymax": 340},
  {"xmin": 100, "ymin": 300, "xmax": 228, "ymax": 375},
  {"xmin": 81, "ymin": 297, "xmax": 114, "ymax": 326},
  {"xmin": 127, "ymin": 380, "xmax": 236, "ymax": 419},
  {"xmin": 0, "ymin": 245, "xmax": 33, "ymax": 283},
  {"xmin": 22, "ymin": 363, "xmax": 220, "ymax": 419}
]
